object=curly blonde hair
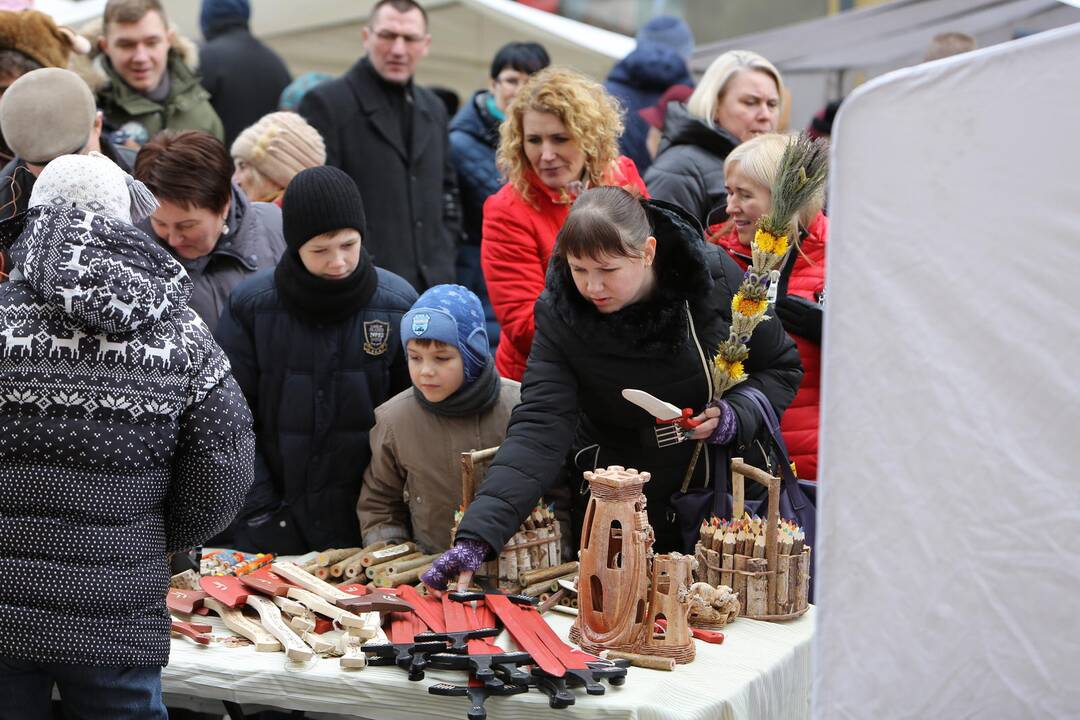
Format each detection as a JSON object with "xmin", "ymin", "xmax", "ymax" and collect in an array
[{"xmin": 496, "ymin": 66, "xmax": 623, "ymax": 204}]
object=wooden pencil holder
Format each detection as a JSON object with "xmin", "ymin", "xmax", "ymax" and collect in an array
[
  {"xmin": 691, "ymin": 458, "xmax": 810, "ymax": 622},
  {"xmin": 454, "ymin": 447, "xmax": 563, "ymax": 593}
]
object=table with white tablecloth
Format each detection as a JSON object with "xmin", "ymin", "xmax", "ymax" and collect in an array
[{"xmin": 163, "ymin": 606, "xmax": 814, "ymax": 720}]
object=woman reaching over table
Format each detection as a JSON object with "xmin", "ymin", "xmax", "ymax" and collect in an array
[
  {"xmin": 481, "ymin": 66, "xmax": 647, "ymax": 381},
  {"xmin": 423, "ymin": 186, "xmax": 802, "ymax": 590}
]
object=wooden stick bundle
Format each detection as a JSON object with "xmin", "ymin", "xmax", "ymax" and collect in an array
[
  {"xmin": 372, "ymin": 563, "xmax": 434, "ymax": 587},
  {"xmin": 365, "ymin": 551, "xmax": 422, "ymax": 579},
  {"xmin": 316, "ymin": 547, "xmax": 363, "ymax": 567},
  {"xmin": 694, "ymin": 513, "xmax": 810, "ymax": 619},
  {"xmin": 519, "ymin": 561, "xmax": 578, "ymax": 589}
]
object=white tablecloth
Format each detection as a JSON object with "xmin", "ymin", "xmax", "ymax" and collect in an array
[{"xmin": 163, "ymin": 607, "xmax": 814, "ymax": 720}]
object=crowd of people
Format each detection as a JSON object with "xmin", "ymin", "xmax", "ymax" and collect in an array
[{"xmin": 0, "ymin": 0, "xmax": 856, "ymax": 714}]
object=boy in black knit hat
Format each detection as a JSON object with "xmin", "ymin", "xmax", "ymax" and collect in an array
[{"xmin": 215, "ymin": 165, "xmax": 419, "ymax": 554}]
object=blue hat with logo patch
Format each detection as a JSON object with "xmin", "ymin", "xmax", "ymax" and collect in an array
[{"xmin": 401, "ymin": 284, "xmax": 489, "ymax": 384}]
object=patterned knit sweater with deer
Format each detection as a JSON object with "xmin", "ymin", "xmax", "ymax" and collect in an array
[{"xmin": 0, "ymin": 205, "xmax": 256, "ymax": 666}]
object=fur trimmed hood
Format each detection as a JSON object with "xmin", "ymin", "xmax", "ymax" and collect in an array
[
  {"xmin": 68, "ymin": 17, "xmax": 200, "ymax": 93},
  {"xmin": 543, "ymin": 199, "xmax": 723, "ymax": 357}
]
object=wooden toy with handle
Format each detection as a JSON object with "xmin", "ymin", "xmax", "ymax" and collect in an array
[
  {"xmin": 621, "ymin": 388, "xmax": 703, "ymax": 429},
  {"xmin": 202, "ymin": 597, "xmax": 282, "ymax": 652}
]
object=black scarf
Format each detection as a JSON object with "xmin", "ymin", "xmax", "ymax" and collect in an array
[
  {"xmin": 274, "ymin": 249, "xmax": 378, "ymax": 325},
  {"xmin": 413, "ymin": 358, "xmax": 501, "ymax": 418}
]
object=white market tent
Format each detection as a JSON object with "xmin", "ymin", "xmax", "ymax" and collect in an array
[
  {"xmin": 690, "ymin": 0, "xmax": 1080, "ymax": 130},
  {"xmin": 815, "ymin": 20, "xmax": 1080, "ymax": 718},
  {"xmin": 159, "ymin": 0, "xmax": 634, "ymax": 103}
]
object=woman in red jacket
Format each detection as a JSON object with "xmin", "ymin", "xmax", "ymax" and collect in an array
[
  {"xmin": 713, "ymin": 132, "xmax": 828, "ymax": 482},
  {"xmin": 481, "ymin": 66, "xmax": 648, "ymax": 380}
]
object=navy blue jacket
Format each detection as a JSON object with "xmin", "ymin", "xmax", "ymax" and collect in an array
[
  {"xmin": 215, "ymin": 266, "xmax": 418, "ymax": 554},
  {"xmin": 604, "ymin": 44, "xmax": 693, "ymax": 174},
  {"xmin": 449, "ymin": 90, "xmax": 503, "ymax": 247}
]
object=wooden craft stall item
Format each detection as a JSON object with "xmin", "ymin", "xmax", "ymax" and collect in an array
[
  {"xmin": 455, "ymin": 446, "xmax": 562, "ymax": 592},
  {"xmin": 638, "ymin": 553, "xmax": 695, "ymax": 663},
  {"xmin": 570, "ymin": 465, "xmax": 653, "ymax": 656},
  {"xmin": 693, "ymin": 458, "xmax": 810, "ymax": 621}
]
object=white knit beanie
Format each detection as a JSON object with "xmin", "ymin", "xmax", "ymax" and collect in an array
[
  {"xmin": 231, "ymin": 111, "xmax": 327, "ymax": 189},
  {"xmin": 28, "ymin": 152, "xmax": 158, "ymax": 224}
]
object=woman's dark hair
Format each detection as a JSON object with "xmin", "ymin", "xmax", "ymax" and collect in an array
[
  {"xmin": 555, "ymin": 187, "xmax": 651, "ymax": 262},
  {"xmin": 489, "ymin": 42, "xmax": 550, "ymax": 80},
  {"xmin": 134, "ymin": 130, "xmax": 233, "ymax": 213}
]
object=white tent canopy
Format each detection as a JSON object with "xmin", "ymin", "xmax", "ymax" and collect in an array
[
  {"xmin": 814, "ymin": 21, "xmax": 1080, "ymax": 718},
  {"xmin": 159, "ymin": 0, "xmax": 633, "ymax": 103},
  {"xmin": 690, "ymin": 0, "xmax": 1080, "ymax": 130}
]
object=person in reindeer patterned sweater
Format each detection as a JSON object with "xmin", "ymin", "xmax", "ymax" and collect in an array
[{"xmin": 0, "ymin": 152, "xmax": 254, "ymax": 718}]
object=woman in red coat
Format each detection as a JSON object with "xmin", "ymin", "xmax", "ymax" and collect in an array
[
  {"xmin": 712, "ymin": 132, "xmax": 827, "ymax": 482},
  {"xmin": 481, "ymin": 66, "xmax": 648, "ymax": 380}
]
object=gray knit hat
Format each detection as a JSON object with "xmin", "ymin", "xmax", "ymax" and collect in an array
[{"xmin": 0, "ymin": 68, "xmax": 96, "ymax": 164}]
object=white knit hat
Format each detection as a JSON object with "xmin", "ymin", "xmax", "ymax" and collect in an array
[
  {"xmin": 29, "ymin": 152, "xmax": 158, "ymax": 225},
  {"xmin": 231, "ymin": 111, "xmax": 326, "ymax": 189}
]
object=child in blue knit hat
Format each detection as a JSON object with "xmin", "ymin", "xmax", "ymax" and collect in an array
[{"xmin": 357, "ymin": 284, "xmax": 521, "ymax": 554}]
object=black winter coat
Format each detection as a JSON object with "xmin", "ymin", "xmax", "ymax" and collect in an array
[
  {"xmin": 456, "ymin": 201, "xmax": 802, "ymax": 554},
  {"xmin": 200, "ymin": 21, "xmax": 292, "ymax": 147},
  {"xmin": 448, "ymin": 90, "xmax": 502, "ymax": 247},
  {"xmin": 298, "ymin": 58, "xmax": 462, "ymax": 291},
  {"xmin": 0, "ymin": 206, "xmax": 255, "ymax": 666},
  {"xmin": 214, "ymin": 265, "xmax": 418, "ymax": 554},
  {"xmin": 644, "ymin": 103, "xmax": 739, "ymax": 229},
  {"xmin": 604, "ymin": 44, "xmax": 693, "ymax": 175}
]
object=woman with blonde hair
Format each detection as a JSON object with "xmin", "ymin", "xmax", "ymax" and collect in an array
[
  {"xmin": 481, "ymin": 66, "xmax": 647, "ymax": 381},
  {"xmin": 645, "ymin": 50, "xmax": 783, "ymax": 228},
  {"xmin": 231, "ymin": 111, "xmax": 326, "ymax": 206},
  {"xmin": 715, "ymin": 132, "xmax": 828, "ymax": 482}
]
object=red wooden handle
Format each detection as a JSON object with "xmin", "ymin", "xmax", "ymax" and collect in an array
[
  {"xmin": 171, "ymin": 620, "xmax": 212, "ymax": 644},
  {"xmin": 655, "ymin": 618, "xmax": 724, "ymax": 644},
  {"xmin": 166, "ymin": 589, "xmax": 208, "ymax": 615}
]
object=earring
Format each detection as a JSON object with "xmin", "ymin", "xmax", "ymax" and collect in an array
[{"xmin": 221, "ymin": 222, "xmax": 230, "ymax": 235}]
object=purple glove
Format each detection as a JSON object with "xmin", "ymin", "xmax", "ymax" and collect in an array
[
  {"xmin": 421, "ymin": 538, "xmax": 490, "ymax": 590},
  {"xmin": 706, "ymin": 399, "xmax": 737, "ymax": 446}
]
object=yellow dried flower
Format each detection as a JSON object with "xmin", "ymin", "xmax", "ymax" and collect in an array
[
  {"xmin": 753, "ymin": 229, "xmax": 789, "ymax": 256},
  {"xmin": 731, "ymin": 292, "xmax": 768, "ymax": 318},
  {"xmin": 712, "ymin": 356, "xmax": 746, "ymax": 380}
]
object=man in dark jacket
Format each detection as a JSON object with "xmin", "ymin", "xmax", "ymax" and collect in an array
[
  {"xmin": 0, "ymin": 68, "xmax": 137, "ymax": 222},
  {"xmin": 299, "ymin": 0, "xmax": 462, "ymax": 292},
  {"xmin": 0, "ymin": 152, "xmax": 254, "ymax": 716},
  {"xmin": 198, "ymin": 0, "xmax": 292, "ymax": 147},
  {"xmin": 449, "ymin": 41, "xmax": 549, "ymax": 350},
  {"xmin": 604, "ymin": 15, "xmax": 694, "ymax": 174},
  {"xmin": 96, "ymin": 0, "xmax": 224, "ymax": 144}
]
